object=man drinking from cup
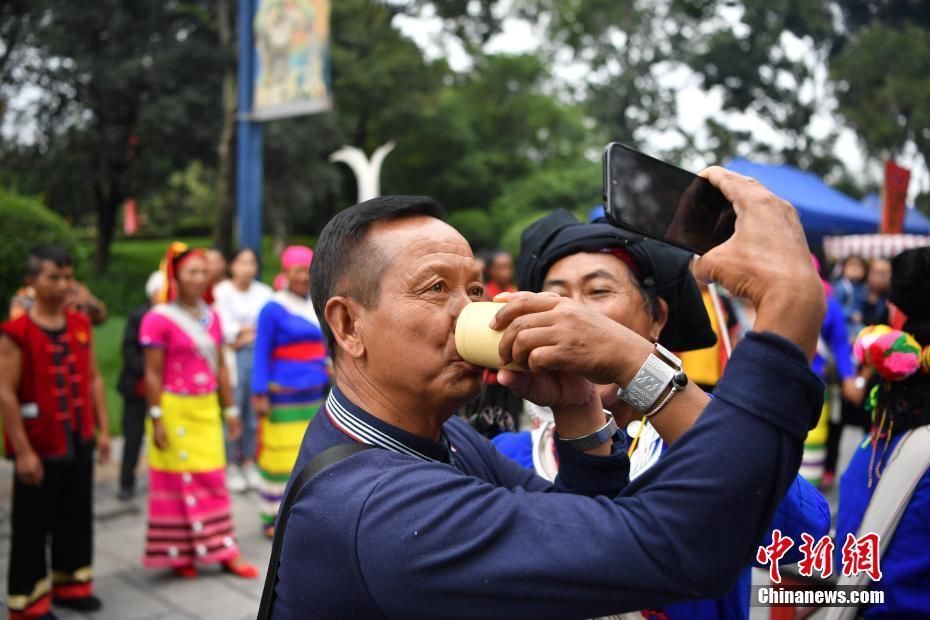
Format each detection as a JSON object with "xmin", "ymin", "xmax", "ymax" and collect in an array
[{"xmin": 265, "ymin": 170, "xmax": 827, "ymax": 619}]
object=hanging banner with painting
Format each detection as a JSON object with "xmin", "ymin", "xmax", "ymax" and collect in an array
[{"xmin": 253, "ymin": 0, "xmax": 332, "ymax": 120}]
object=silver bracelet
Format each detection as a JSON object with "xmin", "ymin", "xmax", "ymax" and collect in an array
[
  {"xmin": 148, "ymin": 406, "xmax": 163, "ymax": 420},
  {"xmin": 223, "ymin": 406, "xmax": 241, "ymax": 419}
]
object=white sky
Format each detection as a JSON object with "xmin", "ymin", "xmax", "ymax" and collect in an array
[{"xmin": 394, "ymin": 5, "xmax": 930, "ymax": 203}]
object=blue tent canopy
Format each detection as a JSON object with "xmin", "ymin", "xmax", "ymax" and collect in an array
[
  {"xmin": 592, "ymin": 158, "xmax": 930, "ymax": 240},
  {"xmin": 725, "ymin": 159, "xmax": 881, "ymax": 243},
  {"xmin": 860, "ymin": 193, "xmax": 930, "ymax": 235}
]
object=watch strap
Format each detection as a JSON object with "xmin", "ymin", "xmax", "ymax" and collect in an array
[{"xmin": 558, "ymin": 411, "xmax": 618, "ymax": 452}]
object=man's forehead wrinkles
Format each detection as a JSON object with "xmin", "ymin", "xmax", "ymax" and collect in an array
[
  {"xmin": 402, "ymin": 253, "xmax": 477, "ymax": 278},
  {"xmin": 404, "ymin": 236, "xmax": 470, "ymax": 256}
]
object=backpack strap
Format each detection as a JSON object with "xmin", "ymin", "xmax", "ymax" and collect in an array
[{"xmin": 257, "ymin": 442, "xmax": 378, "ymax": 620}]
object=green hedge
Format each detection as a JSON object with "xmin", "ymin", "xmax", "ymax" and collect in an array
[{"xmin": 0, "ymin": 188, "xmax": 83, "ymax": 318}]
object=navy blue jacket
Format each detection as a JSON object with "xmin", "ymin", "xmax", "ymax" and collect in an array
[
  {"xmin": 491, "ymin": 422, "xmax": 831, "ymax": 619},
  {"xmin": 272, "ymin": 332, "xmax": 824, "ymax": 619}
]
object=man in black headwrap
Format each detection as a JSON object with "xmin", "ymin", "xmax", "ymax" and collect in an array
[
  {"xmin": 517, "ymin": 209, "xmax": 715, "ymax": 351},
  {"xmin": 517, "ymin": 209, "xmax": 716, "ymax": 437},
  {"xmin": 493, "ymin": 209, "xmax": 830, "ymax": 619}
]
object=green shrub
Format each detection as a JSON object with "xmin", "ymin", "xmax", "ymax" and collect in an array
[
  {"xmin": 489, "ymin": 159, "xmax": 602, "ymax": 233},
  {"xmin": 0, "ymin": 187, "xmax": 83, "ymax": 319},
  {"xmin": 499, "ymin": 210, "xmax": 553, "ymax": 257},
  {"xmin": 94, "ymin": 316, "xmax": 126, "ymax": 436},
  {"xmin": 447, "ymin": 209, "xmax": 497, "ymax": 250}
]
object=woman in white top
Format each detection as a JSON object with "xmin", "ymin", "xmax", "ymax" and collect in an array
[{"xmin": 212, "ymin": 248, "xmax": 273, "ymax": 491}]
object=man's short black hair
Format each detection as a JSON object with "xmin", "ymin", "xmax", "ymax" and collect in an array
[
  {"xmin": 311, "ymin": 195, "xmax": 445, "ymax": 354},
  {"xmin": 26, "ymin": 245, "xmax": 72, "ymax": 278}
]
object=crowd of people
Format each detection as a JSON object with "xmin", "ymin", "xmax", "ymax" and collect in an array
[{"xmin": 1, "ymin": 173, "xmax": 929, "ymax": 619}]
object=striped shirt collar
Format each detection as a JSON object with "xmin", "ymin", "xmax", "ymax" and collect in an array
[{"xmin": 325, "ymin": 386, "xmax": 453, "ymax": 464}]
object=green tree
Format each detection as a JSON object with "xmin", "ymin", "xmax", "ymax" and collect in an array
[
  {"xmin": 388, "ymin": 53, "xmax": 592, "ymax": 213},
  {"xmin": 831, "ymin": 16, "xmax": 930, "ymax": 174},
  {"xmin": 0, "ymin": 0, "xmax": 226, "ymax": 271},
  {"xmin": 489, "ymin": 158, "xmax": 601, "ymax": 234},
  {"xmin": 520, "ymin": 0, "xmax": 686, "ymax": 150},
  {"xmin": 683, "ymin": 0, "xmax": 841, "ymax": 174},
  {"xmin": 144, "ymin": 161, "xmax": 217, "ymax": 237}
]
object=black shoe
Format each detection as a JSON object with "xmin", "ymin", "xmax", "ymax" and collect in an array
[
  {"xmin": 54, "ymin": 595, "xmax": 102, "ymax": 612},
  {"xmin": 117, "ymin": 487, "xmax": 135, "ymax": 501},
  {"xmin": 39, "ymin": 613, "xmax": 59, "ymax": 620}
]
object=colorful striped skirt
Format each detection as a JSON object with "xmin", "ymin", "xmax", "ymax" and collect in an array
[
  {"xmin": 143, "ymin": 391, "xmax": 239, "ymax": 567},
  {"xmin": 800, "ymin": 387, "xmax": 833, "ymax": 484},
  {"xmin": 257, "ymin": 392, "xmax": 321, "ymax": 527}
]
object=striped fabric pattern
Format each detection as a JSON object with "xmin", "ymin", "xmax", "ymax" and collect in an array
[
  {"xmin": 824, "ymin": 233, "xmax": 930, "ymax": 261},
  {"xmin": 257, "ymin": 397, "xmax": 321, "ymax": 526},
  {"xmin": 326, "ymin": 391, "xmax": 438, "ymax": 462},
  {"xmin": 272, "ymin": 341, "xmax": 327, "ymax": 361},
  {"xmin": 143, "ymin": 469, "xmax": 239, "ymax": 567}
]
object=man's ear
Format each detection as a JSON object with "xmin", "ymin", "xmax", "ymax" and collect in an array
[
  {"xmin": 325, "ymin": 296, "xmax": 366, "ymax": 359},
  {"xmin": 650, "ymin": 297, "xmax": 670, "ymax": 342}
]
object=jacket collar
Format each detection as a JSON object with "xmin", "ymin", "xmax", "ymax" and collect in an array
[{"xmin": 325, "ymin": 385, "xmax": 453, "ymax": 464}]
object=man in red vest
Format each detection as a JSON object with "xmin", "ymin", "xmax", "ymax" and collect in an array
[{"xmin": 0, "ymin": 246, "xmax": 111, "ymax": 619}]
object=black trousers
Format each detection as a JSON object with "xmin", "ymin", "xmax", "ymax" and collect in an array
[
  {"xmin": 7, "ymin": 443, "xmax": 94, "ymax": 616},
  {"xmin": 120, "ymin": 395, "xmax": 147, "ymax": 491}
]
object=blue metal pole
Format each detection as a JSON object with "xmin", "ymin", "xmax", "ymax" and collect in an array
[{"xmin": 237, "ymin": 0, "xmax": 263, "ymax": 257}]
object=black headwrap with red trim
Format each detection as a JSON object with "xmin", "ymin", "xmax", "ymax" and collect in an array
[{"xmin": 517, "ymin": 209, "xmax": 716, "ymax": 352}]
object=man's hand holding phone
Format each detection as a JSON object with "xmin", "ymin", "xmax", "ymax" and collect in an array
[{"xmin": 691, "ymin": 166, "xmax": 825, "ymax": 360}]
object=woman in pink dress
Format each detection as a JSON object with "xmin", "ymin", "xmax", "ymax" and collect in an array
[{"xmin": 139, "ymin": 242, "xmax": 258, "ymax": 579}]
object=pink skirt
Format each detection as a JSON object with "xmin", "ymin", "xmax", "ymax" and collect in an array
[{"xmin": 143, "ymin": 468, "xmax": 239, "ymax": 567}]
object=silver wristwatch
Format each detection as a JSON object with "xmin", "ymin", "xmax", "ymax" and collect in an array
[
  {"xmin": 617, "ymin": 343, "xmax": 684, "ymax": 413},
  {"xmin": 557, "ymin": 411, "xmax": 618, "ymax": 452}
]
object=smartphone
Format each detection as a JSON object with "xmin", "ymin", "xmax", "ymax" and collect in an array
[{"xmin": 602, "ymin": 142, "xmax": 735, "ymax": 255}]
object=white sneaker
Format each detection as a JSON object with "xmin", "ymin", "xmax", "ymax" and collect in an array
[
  {"xmin": 226, "ymin": 466, "xmax": 247, "ymax": 493},
  {"xmin": 243, "ymin": 462, "xmax": 263, "ymax": 490}
]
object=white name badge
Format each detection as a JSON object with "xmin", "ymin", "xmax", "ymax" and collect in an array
[{"xmin": 20, "ymin": 402, "xmax": 39, "ymax": 419}]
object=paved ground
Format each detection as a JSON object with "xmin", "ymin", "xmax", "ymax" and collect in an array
[
  {"xmin": 0, "ymin": 438, "xmax": 271, "ymax": 620},
  {"xmin": 0, "ymin": 429, "xmax": 861, "ymax": 620}
]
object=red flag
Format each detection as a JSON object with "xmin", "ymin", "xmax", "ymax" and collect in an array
[
  {"xmin": 881, "ymin": 161, "xmax": 910, "ymax": 234},
  {"xmin": 123, "ymin": 198, "xmax": 139, "ymax": 236}
]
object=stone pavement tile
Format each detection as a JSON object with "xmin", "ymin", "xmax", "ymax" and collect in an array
[
  {"xmin": 0, "ymin": 572, "xmax": 185, "ymax": 620},
  {"xmin": 123, "ymin": 567, "xmax": 258, "ymax": 619},
  {"xmin": 78, "ymin": 570, "xmax": 186, "ymax": 620},
  {"xmin": 0, "ymin": 452, "xmax": 276, "ymax": 620}
]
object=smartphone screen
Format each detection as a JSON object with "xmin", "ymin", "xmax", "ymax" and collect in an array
[{"xmin": 602, "ymin": 142, "xmax": 735, "ymax": 255}]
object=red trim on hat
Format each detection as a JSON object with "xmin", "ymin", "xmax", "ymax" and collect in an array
[{"xmin": 600, "ymin": 247, "xmax": 641, "ymax": 277}]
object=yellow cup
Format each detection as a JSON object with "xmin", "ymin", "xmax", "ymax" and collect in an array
[{"xmin": 455, "ymin": 302, "xmax": 523, "ymax": 371}]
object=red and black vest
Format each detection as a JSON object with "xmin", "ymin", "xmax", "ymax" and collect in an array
[{"xmin": 1, "ymin": 311, "xmax": 96, "ymax": 459}]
